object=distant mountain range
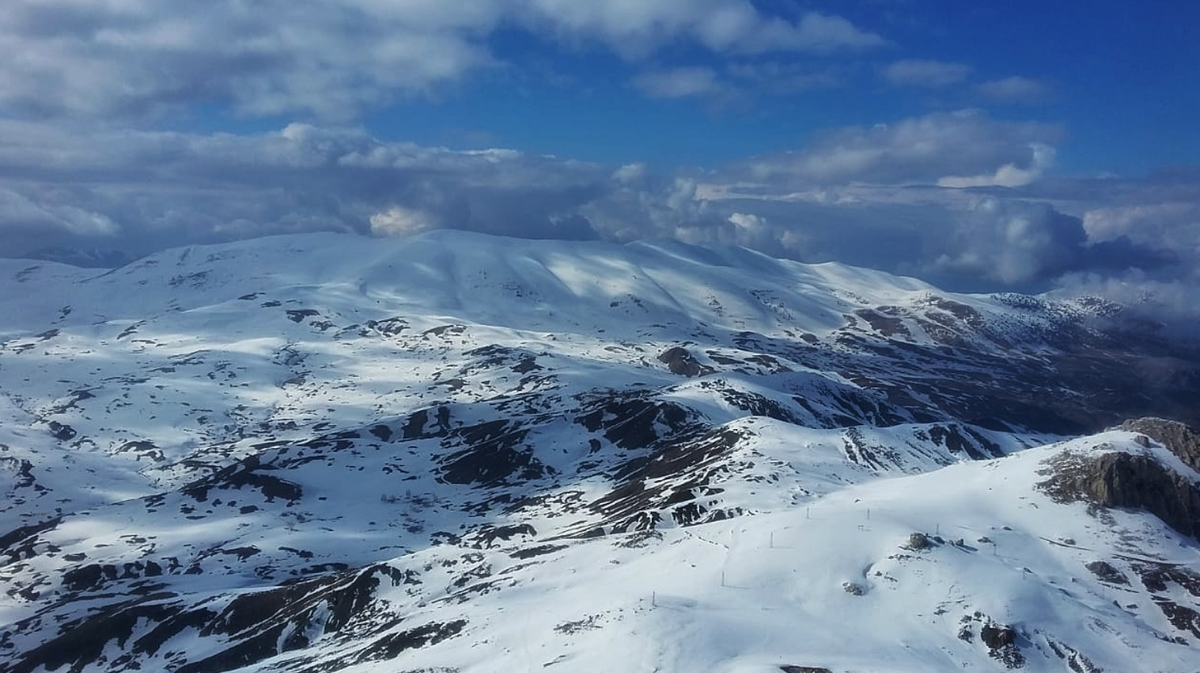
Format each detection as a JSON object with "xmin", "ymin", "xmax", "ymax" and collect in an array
[
  {"xmin": 2, "ymin": 231, "xmax": 1198, "ymax": 672},
  {"xmin": 21, "ymin": 245, "xmax": 137, "ymax": 269}
]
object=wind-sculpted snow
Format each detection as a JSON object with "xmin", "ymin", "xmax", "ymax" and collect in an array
[{"xmin": 2, "ymin": 231, "xmax": 1199, "ymax": 672}]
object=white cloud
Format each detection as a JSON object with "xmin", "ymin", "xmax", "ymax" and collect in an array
[
  {"xmin": 1082, "ymin": 202, "xmax": 1200, "ymax": 267},
  {"xmin": 724, "ymin": 61, "xmax": 840, "ymax": 94},
  {"xmin": 634, "ymin": 68, "xmax": 724, "ymax": 99},
  {"xmin": 0, "ymin": 1, "xmax": 882, "ymax": 120},
  {"xmin": 781, "ymin": 12, "xmax": 888, "ymax": 53},
  {"xmin": 931, "ymin": 198, "xmax": 1087, "ymax": 285},
  {"xmin": 938, "ymin": 143, "xmax": 1055, "ymax": 188},
  {"xmin": 521, "ymin": 2, "xmax": 883, "ymax": 56},
  {"xmin": 0, "ymin": 120, "xmax": 608, "ymax": 257},
  {"xmin": 0, "ymin": 188, "xmax": 121, "ymax": 237},
  {"xmin": 882, "ymin": 59, "xmax": 972, "ymax": 88},
  {"xmin": 0, "ymin": 117, "xmax": 1193, "ymax": 309},
  {"xmin": 612, "ymin": 163, "xmax": 648, "ymax": 184},
  {"xmin": 744, "ymin": 110, "xmax": 1061, "ymax": 186},
  {"xmin": 369, "ymin": 206, "xmax": 438, "ymax": 237},
  {"xmin": 729, "ymin": 212, "xmax": 765, "ymax": 230},
  {"xmin": 976, "ymin": 76, "xmax": 1049, "ymax": 102}
]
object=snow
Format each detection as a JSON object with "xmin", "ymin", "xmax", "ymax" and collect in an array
[{"xmin": 1, "ymin": 230, "xmax": 1198, "ymax": 672}]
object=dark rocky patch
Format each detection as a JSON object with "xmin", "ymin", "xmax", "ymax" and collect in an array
[
  {"xmin": 438, "ymin": 421, "xmax": 545, "ymax": 487},
  {"xmin": 1153, "ymin": 598, "xmax": 1200, "ymax": 640},
  {"xmin": 657, "ymin": 347, "xmax": 711, "ymax": 377},
  {"xmin": 47, "ymin": 421, "xmax": 77, "ymax": 441},
  {"xmin": 5, "ymin": 597, "xmax": 212, "ymax": 673},
  {"xmin": 907, "ymin": 532, "xmax": 932, "ymax": 550},
  {"xmin": 704, "ymin": 382, "xmax": 800, "ymax": 424},
  {"xmin": 509, "ymin": 544, "xmax": 567, "ymax": 559},
  {"xmin": 1130, "ymin": 561, "xmax": 1200, "ymax": 596},
  {"xmin": 589, "ymin": 427, "xmax": 747, "ymax": 532},
  {"xmin": 980, "ymin": 622, "xmax": 1025, "ymax": 668},
  {"xmin": 575, "ymin": 393, "xmax": 700, "ymax": 451},
  {"xmin": 423, "ymin": 324, "xmax": 466, "ymax": 338},
  {"xmin": 62, "ymin": 560, "xmax": 166, "ymax": 592},
  {"xmin": 365, "ymin": 317, "xmax": 409, "ymax": 336},
  {"xmin": 0, "ymin": 517, "xmax": 62, "ymax": 563},
  {"xmin": 168, "ymin": 564, "xmax": 409, "ymax": 673},
  {"xmin": 286, "ymin": 309, "xmax": 320, "ymax": 323},
  {"xmin": 402, "ymin": 406, "xmax": 452, "ymax": 440},
  {"xmin": 369, "ymin": 424, "xmax": 394, "ymax": 441},
  {"xmin": 855, "ymin": 308, "xmax": 910, "ymax": 338},
  {"xmin": 183, "ymin": 454, "xmax": 303, "ymax": 503},
  {"xmin": 925, "ymin": 424, "xmax": 1003, "ymax": 460},
  {"xmin": 1085, "ymin": 560, "xmax": 1130, "ymax": 585},
  {"xmin": 1043, "ymin": 637, "xmax": 1101, "ymax": 673},
  {"xmin": 355, "ymin": 620, "xmax": 467, "ymax": 663},
  {"xmin": 466, "ymin": 524, "xmax": 537, "ymax": 548},
  {"xmin": 116, "ymin": 440, "xmax": 163, "ymax": 461},
  {"xmin": 0, "ymin": 456, "xmax": 37, "ymax": 490}
]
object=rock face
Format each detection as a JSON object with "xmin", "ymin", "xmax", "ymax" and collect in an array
[
  {"xmin": 1119, "ymin": 418, "xmax": 1200, "ymax": 473},
  {"xmin": 1040, "ymin": 429, "xmax": 1200, "ymax": 541}
]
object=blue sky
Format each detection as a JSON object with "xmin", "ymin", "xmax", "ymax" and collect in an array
[
  {"xmin": 0, "ymin": 0, "xmax": 1197, "ymax": 308},
  {"xmin": 151, "ymin": 0, "xmax": 1200, "ymax": 175}
]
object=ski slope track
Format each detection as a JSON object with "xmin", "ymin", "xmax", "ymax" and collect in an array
[{"xmin": 1, "ymin": 230, "xmax": 1199, "ymax": 672}]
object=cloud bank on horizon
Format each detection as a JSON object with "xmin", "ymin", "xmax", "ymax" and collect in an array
[{"xmin": 0, "ymin": 0, "xmax": 1197, "ymax": 317}]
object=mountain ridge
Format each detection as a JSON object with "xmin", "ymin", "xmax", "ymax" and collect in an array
[{"xmin": 2, "ymin": 230, "xmax": 1199, "ymax": 672}]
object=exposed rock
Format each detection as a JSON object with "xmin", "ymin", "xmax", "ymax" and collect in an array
[
  {"xmin": 842, "ymin": 581, "xmax": 864, "ymax": 596},
  {"xmin": 1119, "ymin": 417, "xmax": 1200, "ymax": 474},
  {"xmin": 980, "ymin": 624, "xmax": 1016, "ymax": 649},
  {"xmin": 907, "ymin": 532, "xmax": 931, "ymax": 550},
  {"xmin": 183, "ymin": 454, "xmax": 303, "ymax": 504},
  {"xmin": 47, "ymin": 421, "xmax": 77, "ymax": 441},
  {"xmin": 657, "ymin": 346, "xmax": 710, "ymax": 377},
  {"xmin": 1085, "ymin": 560, "xmax": 1129, "ymax": 585},
  {"xmin": 779, "ymin": 667, "xmax": 832, "ymax": 673},
  {"xmin": 1044, "ymin": 636, "xmax": 1101, "ymax": 673},
  {"xmin": 437, "ymin": 420, "xmax": 545, "ymax": 487},
  {"xmin": 1039, "ymin": 448, "xmax": 1200, "ymax": 540},
  {"xmin": 980, "ymin": 623, "xmax": 1025, "ymax": 669}
]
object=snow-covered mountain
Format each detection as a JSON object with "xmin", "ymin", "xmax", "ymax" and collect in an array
[{"xmin": 2, "ymin": 231, "xmax": 1199, "ymax": 672}]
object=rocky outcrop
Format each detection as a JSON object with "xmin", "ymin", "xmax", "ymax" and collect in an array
[
  {"xmin": 1040, "ymin": 442, "xmax": 1200, "ymax": 540},
  {"xmin": 1119, "ymin": 417, "xmax": 1200, "ymax": 474},
  {"xmin": 657, "ymin": 347, "xmax": 711, "ymax": 377}
]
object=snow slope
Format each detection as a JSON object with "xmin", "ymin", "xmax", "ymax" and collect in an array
[{"xmin": 1, "ymin": 231, "xmax": 1199, "ymax": 672}]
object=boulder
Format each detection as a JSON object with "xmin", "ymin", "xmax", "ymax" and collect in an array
[{"xmin": 657, "ymin": 347, "xmax": 708, "ymax": 377}]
